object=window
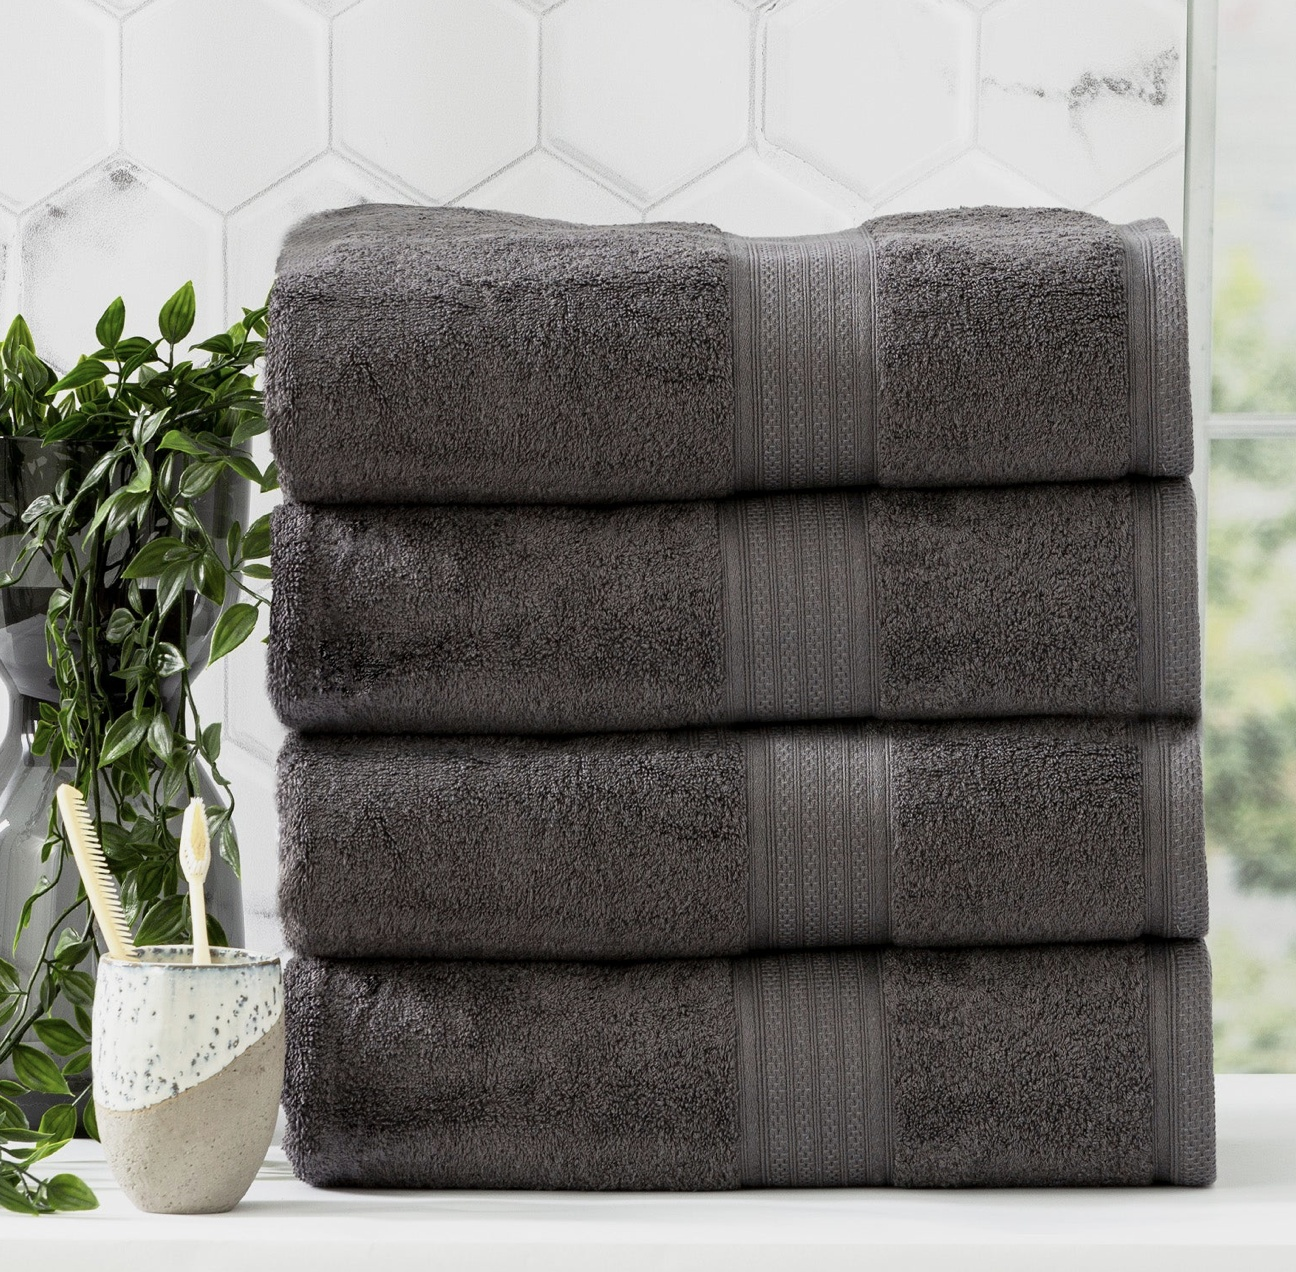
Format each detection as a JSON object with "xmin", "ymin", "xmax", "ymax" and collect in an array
[{"xmin": 1200, "ymin": 0, "xmax": 1296, "ymax": 1070}]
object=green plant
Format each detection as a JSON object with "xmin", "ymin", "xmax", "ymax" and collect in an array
[{"xmin": 0, "ymin": 285, "xmax": 275, "ymax": 1213}]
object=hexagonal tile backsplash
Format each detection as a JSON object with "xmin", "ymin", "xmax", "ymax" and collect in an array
[{"xmin": 0, "ymin": 0, "xmax": 1190, "ymax": 949}]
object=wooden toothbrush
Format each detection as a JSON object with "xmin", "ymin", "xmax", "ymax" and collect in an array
[
  {"xmin": 179, "ymin": 797, "xmax": 212, "ymax": 965},
  {"xmin": 55, "ymin": 784, "xmax": 137, "ymax": 961}
]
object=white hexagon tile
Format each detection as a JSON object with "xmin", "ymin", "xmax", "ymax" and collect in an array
[
  {"xmin": 652, "ymin": 152, "xmax": 854, "ymax": 237},
  {"xmin": 979, "ymin": 0, "xmax": 1187, "ymax": 206},
  {"xmin": 123, "ymin": 0, "xmax": 329, "ymax": 212},
  {"xmin": 458, "ymin": 153, "xmax": 639, "ymax": 224},
  {"xmin": 1087, "ymin": 153, "xmax": 1186, "ymax": 237},
  {"xmin": 0, "ymin": 0, "xmax": 118, "ymax": 209},
  {"xmin": 872, "ymin": 150, "xmax": 1056, "ymax": 216},
  {"xmin": 334, "ymin": 0, "xmax": 539, "ymax": 201},
  {"xmin": 297, "ymin": 0, "xmax": 363, "ymax": 13},
  {"xmin": 543, "ymin": 0, "xmax": 750, "ymax": 204},
  {"xmin": 227, "ymin": 154, "xmax": 410, "ymax": 320},
  {"xmin": 764, "ymin": 0, "xmax": 977, "ymax": 202},
  {"xmin": 18, "ymin": 163, "xmax": 223, "ymax": 370}
]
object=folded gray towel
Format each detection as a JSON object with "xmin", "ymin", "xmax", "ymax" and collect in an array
[
  {"xmin": 278, "ymin": 718, "xmax": 1205, "ymax": 959},
  {"xmin": 268, "ymin": 480, "xmax": 1198, "ymax": 734},
  {"xmin": 282, "ymin": 941, "xmax": 1214, "ymax": 1189},
  {"xmin": 266, "ymin": 205, "xmax": 1190, "ymax": 504}
]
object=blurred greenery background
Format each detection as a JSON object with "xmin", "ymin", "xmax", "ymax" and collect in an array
[
  {"xmin": 1206, "ymin": 0, "xmax": 1296, "ymax": 1073},
  {"xmin": 1207, "ymin": 253, "xmax": 1296, "ymax": 1071}
]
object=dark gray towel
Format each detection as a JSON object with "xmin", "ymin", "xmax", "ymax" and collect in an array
[
  {"xmin": 266, "ymin": 205, "xmax": 1190, "ymax": 504},
  {"xmin": 268, "ymin": 480, "xmax": 1198, "ymax": 734},
  {"xmin": 278, "ymin": 719, "xmax": 1206, "ymax": 959},
  {"xmin": 282, "ymin": 941, "xmax": 1214, "ymax": 1190}
]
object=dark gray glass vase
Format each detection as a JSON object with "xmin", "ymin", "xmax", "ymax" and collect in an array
[{"xmin": 0, "ymin": 437, "xmax": 245, "ymax": 1115}]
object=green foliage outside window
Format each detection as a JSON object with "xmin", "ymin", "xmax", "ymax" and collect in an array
[{"xmin": 1207, "ymin": 248, "xmax": 1296, "ymax": 1071}]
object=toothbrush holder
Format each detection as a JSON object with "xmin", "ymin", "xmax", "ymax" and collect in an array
[{"xmin": 92, "ymin": 945, "xmax": 284, "ymax": 1214}]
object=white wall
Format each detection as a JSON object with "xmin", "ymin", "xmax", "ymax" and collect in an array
[{"xmin": 0, "ymin": 0, "xmax": 1190, "ymax": 950}]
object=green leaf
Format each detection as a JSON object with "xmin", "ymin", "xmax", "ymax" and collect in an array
[
  {"xmin": 156, "ymin": 561, "xmax": 189, "ymax": 618},
  {"xmin": 123, "ymin": 536, "xmax": 186, "ymax": 579},
  {"xmin": 0, "ymin": 1179, "xmax": 40, "ymax": 1215},
  {"xmin": 0, "ymin": 956, "xmax": 17, "ymax": 989},
  {"xmin": 147, "ymin": 711, "xmax": 174, "ymax": 760},
  {"xmin": 170, "ymin": 503, "xmax": 202, "ymax": 533},
  {"xmin": 242, "ymin": 513, "xmax": 272, "ymax": 559},
  {"xmin": 136, "ymin": 410, "xmax": 169, "ymax": 446},
  {"xmin": 223, "ymin": 452, "xmax": 262, "ymax": 484},
  {"xmin": 157, "ymin": 428, "xmax": 205, "ymax": 456},
  {"xmin": 62, "ymin": 1051, "xmax": 91, "ymax": 1078},
  {"xmin": 43, "ymin": 1174, "xmax": 98, "ymax": 1212},
  {"xmin": 160, "ymin": 762, "xmax": 188, "ymax": 811},
  {"xmin": 15, "ymin": 345, "xmax": 51, "ymax": 394},
  {"xmin": 0, "ymin": 1126, "xmax": 51, "ymax": 1144},
  {"xmin": 52, "ymin": 928, "xmax": 82, "ymax": 960},
  {"xmin": 105, "ymin": 607, "xmax": 136, "ymax": 643},
  {"xmin": 81, "ymin": 446, "xmax": 123, "ymax": 490},
  {"xmin": 208, "ymin": 602, "xmax": 257, "ymax": 665},
  {"xmin": 154, "ymin": 644, "xmax": 188, "ymax": 679},
  {"xmin": 192, "ymin": 333, "xmax": 235, "ymax": 356},
  {"xmin": 107, "ymin": 489, "xmax": 149, "ymax": 540},
  {"xmin": 60, "ymin": 971, "xmax": 95, "ymax": 1008},
  {"xmin": 202, "ymin": 722, "xmax": 222, "ymax": 761},
  {"xmin": 216, "ymin": 819, "xmax": 241, "ymax": 874},
  {"xmin": 118, "ymin": 340, "xmax": 161, "ymax": 379},
  {"xmin": 197, "ymin": 551, "xmax": 226, "ymax": 606},
  {"xmin": 82, "ymin": 485, "xmax": 129, "ymax": 539},
  {"xmin": 3, "ymin": 312, "xmax": 35, "ymax": 360},
  {"xmin": 231, "ymin": 413, "xmax": 267, "ymax": 446},
  {"xmin": 11, "ymin": 1045, "xmax": 71, "ymax": 1096},
  {"xmin": 135, "ymin": 895, "xmax": 187, "ymax": 946},
  {"xmin": 206, "ymin": 911, "xmax": 230, "ymax": 946},
  {"xmin": 95, "ymin": 296, "xmax": 126, "ymax": 350},
  {"xmin": 158, "ymin": 281, "xmax": 196, "ymax": 345},
  {"xmin": 123, "ymin": 455, "xmax": 153, "ymax": 495},
  {"xmin": 99, "ymin": 713, "xmax": 150, "ymax": 767},
  {"xmin": 178, "ymin": 459, "xmax": 222, "ymax": 498},
  {"xmin": 240, "ymin": 562, "xmax": 272, "ymax": 580},
  {"xmin": 20, "ymin": 493, "xmax": 57, "ymax": 525},
  {"xmin": 32, "ymin": 1019, "xmax": 86, "ymax": 1056},
  {"xmin": 50, "ymin": 358, "xmax": 110, "ymax": 393},
  {"xmin": 83, "ymin": 1098, "xmax": 99, "ymax": 1143},
  {"xmin": 52, "ymin": 938, "xmax": 91, "ymax": 969},
  {"xmin": 38, "ymin": 1103, "xmax": 77, "ymax": 1145}
]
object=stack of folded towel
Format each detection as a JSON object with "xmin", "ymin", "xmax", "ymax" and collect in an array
[{"xmin": 265, "ymin": 205, "xmax": 1214, "ymax": 1190}]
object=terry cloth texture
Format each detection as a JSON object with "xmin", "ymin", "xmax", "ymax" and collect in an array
[
  {"xmin": 265, "ymin": 205, "xmax": 1191, "ymax": 504},
  {"xmin": 268, "ymin": 480, "xmax": 1199, "ymax": 735},
  {"xmin": 282, "ymin": 941, "xmax": 1215, "ymax": 1190},
  {"xmin": 277, "ymin": 719, "xmax": 1207, "ymax": 960}
]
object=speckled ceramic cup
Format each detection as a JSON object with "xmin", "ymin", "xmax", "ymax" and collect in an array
[{"xmin": 92, "ymin": 946, "xmax": 284, "ymax": 1214}]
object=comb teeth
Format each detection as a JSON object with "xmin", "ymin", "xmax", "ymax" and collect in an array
[{"xmin": 56, "ymin": 785, "xmax": 136, "ymax": 961}]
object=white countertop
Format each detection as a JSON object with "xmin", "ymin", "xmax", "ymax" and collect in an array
[{"xmin": 5, "ymin": 1074, "xmax": 1295, "ymax": 1272}]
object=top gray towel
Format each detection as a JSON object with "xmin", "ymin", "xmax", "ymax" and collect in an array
[{"xmin": 266, "ymin": 205, "xmax": 1190, "ymax": 505}]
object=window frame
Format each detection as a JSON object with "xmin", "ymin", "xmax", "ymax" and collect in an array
[{"xmin": 1186, "ymin": 0, "xmax": 1296, "ymax": 557}]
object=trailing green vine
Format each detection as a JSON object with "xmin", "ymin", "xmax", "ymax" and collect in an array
[{"xmin": 0, "ymin": 285, "xmax": 275, "ymax": 1213}]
